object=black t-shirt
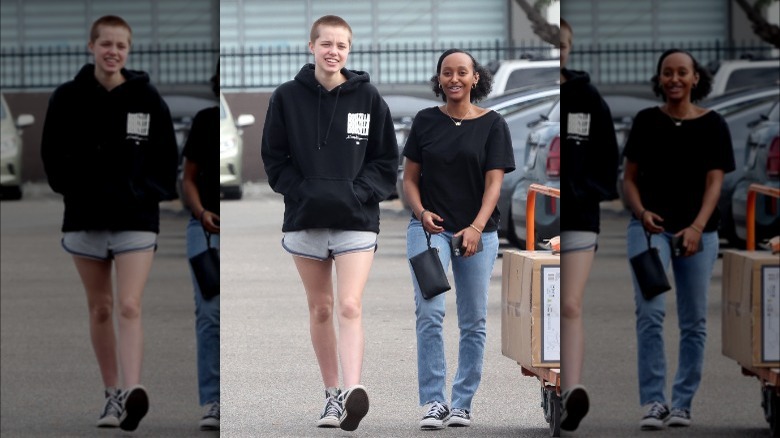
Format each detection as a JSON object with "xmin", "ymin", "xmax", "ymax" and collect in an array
[
  {"xmin": 182, "ymin": 106, "xmax": 219, "ymax": 214},
  {"xmin": 403, "ymin": 107, "xmax": 515, "ymax": 233},
  {"xmin": 623, "ymin": 107, "xmax": 735, "ymax": 233}
]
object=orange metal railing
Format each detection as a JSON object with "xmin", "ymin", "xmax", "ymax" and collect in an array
[
  {"xmin": 746, "ymin": 183, "xmax": 780, "ymax": 251},
  {"xmin": 526, "ymin": 183, "xmax": 561, "ymax": 251}
]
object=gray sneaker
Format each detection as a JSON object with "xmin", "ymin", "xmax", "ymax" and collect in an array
[
  {"xmin": 561, "ymin": 385, "xmax": 590, "ymax": 431},
  {"xmin": 119, "ymin": 385, "xmax": 149, "ymax": 432},
  {"xmin": 640, "ymin": 402, "xmax": 670, "ymax": 430},
  {"xmin": 420, "ymin": 401, "xmax": 450, "ymax": 430},
  {"xmin": 96, "ymin": 388, "xmax": 121, "ymax": 428},
  {"xmin": 445, "ymin": 408, "xmax": 471, "ymax": 427},
  {"xmin": 339, "ymin": 385, "xmax": 369, "ymax": 431},
  {"xmin": 199, "ymin": 401, "xmax": 220, "ymax": 431},
  {"xmin": 317, "ymin": 389, "xmax": 342, "ymax": 428},
  {"xmin": 666, "ymin": 408, "xmax": 691, "ymax": 427}
]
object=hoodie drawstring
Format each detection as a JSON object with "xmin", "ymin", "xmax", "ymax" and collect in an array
[{"xmin": 316, "ymin": 85, "xmax": 341, "ymax": 149}]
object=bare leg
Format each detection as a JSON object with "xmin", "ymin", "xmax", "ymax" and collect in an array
[
  {"xmin": 334, "ymin": 251, "xmax": 374, "ymax": 387},
  {"xmin": 72, "ymin": 256, "xmax": 119, "ymax": 388},
  {"xmin": 114, "ymin": 250, "xmax": 155, "ymax": 388},
  {"xmin": 561, "ymin": 249, "xmax": 595, "ymax": 391},
  {"xmin": 293, "ymin": 256, "xmax": 339, "ymax": 388}
]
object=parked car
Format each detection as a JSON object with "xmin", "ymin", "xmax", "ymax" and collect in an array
[
  {"xmin": 0, "ymin": 93, "xmax": 34, "ymax": 200},
  {"xmin": 509, "ymin": 98, "xmax": 560, "ymax": 249},
  {"xmin": 708, "ymin": 58, "xmax": 780, "ymax": 97},
  {"xmin": 395, "ymin": 85, "xmax": 560, "ymax": 238},
  {"xmin": 220, "ymin": 92, "xmax": 255, "ymax": 200},
  {"xmin": 487, "ymin": 59, "xmax": 560, "ymax": 98},
  {"xmin": 731, "ymin": 98, "xmax": 779, "ymax": 248}
]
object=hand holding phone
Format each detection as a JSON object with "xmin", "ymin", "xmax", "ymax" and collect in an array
[
  {"xmin": 451, "ymin": 235, "xmax": 483, "ymax": 257},
  {"xmin": 671, "ymin": 235, "xmax": 702, "ymax": 257}
]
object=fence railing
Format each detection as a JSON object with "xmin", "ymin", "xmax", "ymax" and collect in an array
[
  {"xmin": 569, "ymin": 40, "xmax": 777, "ymax": 84},
  {"xmin": 220, "ymin": 40, "xmax": 557, "ymax": 89},
  {"xmin": 0, "ymin": 44, "xmax": 218, "ymax": 90},
  {"xmin": 2, "ymin": 40, "xmax": 775, "ymax": 90}
]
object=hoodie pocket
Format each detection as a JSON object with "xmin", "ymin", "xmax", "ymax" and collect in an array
[{"xmin": 293, "ymin": 178, "xmax": 366, "ymax": 228}]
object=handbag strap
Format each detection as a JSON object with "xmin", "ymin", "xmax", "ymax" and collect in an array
[
  {"xmin": 424, "ymin": 230, "xmax": 433, "ymax": 249},
  {"xmin": 644, "ymin": 230, "xmax": 653, "ymax": 249},
  {"xmin": 203, "ymin": 228, "xmax": 212, "ymax": 249}
]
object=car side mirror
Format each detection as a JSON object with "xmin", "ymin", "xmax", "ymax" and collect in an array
[
  {"xmin": 236, "ymin": 114, "xmax": 255, "ymax": 127},
  {"xmin": 16, "ymin": 114, "xmax": 34, "ymax": 128}
]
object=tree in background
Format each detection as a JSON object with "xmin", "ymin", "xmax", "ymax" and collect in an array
[
  {"xmin": 734, "ymin": 0, "xmax": 780, "ymax": 48},
  {"xmin": 514, "ymin": 0, "xmax": 560, "ymax": 47}
]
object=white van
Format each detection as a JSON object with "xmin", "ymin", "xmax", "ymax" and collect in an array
[
  {"xmin": 709, "ymin": 59, "xmax": 780, "ymax": 97},
  {"xmin": 487, "ymin": 59, "xmax": 560, "ymax": 98}
]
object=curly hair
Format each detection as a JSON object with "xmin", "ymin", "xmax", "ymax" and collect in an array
[
  {"xmin": 651, "ymin": 49, "xmax": 713, "ymax": 102},
  {"xmin": 430, "ymin": 49, "xmax": 493, "ymax": 103}
]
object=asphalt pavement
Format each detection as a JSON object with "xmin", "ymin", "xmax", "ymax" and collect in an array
[{"xmin": 2, "ymin": 183, "xmax": 774, "ymax": 437}]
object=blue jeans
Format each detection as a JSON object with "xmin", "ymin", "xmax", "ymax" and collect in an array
[
  {"xmin": 186, "ymin": 217, "xmax": 220, "ymax": 405},
  {"xmin": 407, "ymin": 219, "xmax": 499, "ymax": 411},
  {"xmin": 627, "ymin": 219, "xmax": 718, "ymax": 411}
]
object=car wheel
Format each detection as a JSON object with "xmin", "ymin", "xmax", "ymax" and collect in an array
[
  {"xmin": 222, "ymin": 185, "xmax": 243, "ymax": 200},
  {"xmin": 1, "ymin": 186, "xmax": 23, "ymax": 200}
]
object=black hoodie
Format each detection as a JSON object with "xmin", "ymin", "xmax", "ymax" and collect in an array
[
  {"xmin": 560, "ymin": 68, "xmax": 619, "ymax": 233},
  {"xmin": 41, "ymin": 64, "xmax": 179, "ymax": 233},
  {"xmin": 262, "ymin": 64, "xmax": 399, "ymax": 233}
]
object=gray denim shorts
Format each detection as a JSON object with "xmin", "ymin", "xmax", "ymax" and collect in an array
[
  {"xmin": 282, "ymin": 229, "xmax": 378, "ymax": 261},
  {"xmin": 560, "ymin": 231, "xmax": 598, "ymax": 253},
  {"xmin": 62, "ymin": 230, "xmax": 157, "ymax": 261}
]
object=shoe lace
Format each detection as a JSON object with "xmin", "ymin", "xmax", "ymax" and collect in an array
[
  {"xmin": 451, "ymin": 408, "xmax": 467, "ymax": 418},
  {"xmin": 647, "ymin": 403, "xmax": 667, "ymax": 418},
  {"xmin": 103, "ymin": 391, "xmax": 122, "ymax": 417},
  {"xmin": 323, "ymin": 396, "xmax": 342, "ymax": 418},
  {"xmin": 205, "ymin": 401, "xmax": 220, "ymax": 419},
  {"xmin": 425, "ymin": 402, "xmax": 447, "ymax": 418}
]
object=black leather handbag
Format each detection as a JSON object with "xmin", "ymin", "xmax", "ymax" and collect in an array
[
  {"xmin": 630, "ymin": 231, "xmax": 671, "ymax": 300},
  {"xmin": 409, "ymin": 231, "xmax": 451, "ymax": 300},
  {"xmin": 189, "ymin": 229, "xmax": 219, "ymax": 300}
]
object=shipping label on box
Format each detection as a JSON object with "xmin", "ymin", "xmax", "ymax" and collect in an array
[
  {"xmin": 722, "ymin": 250, "xmax": 780, "ymax": 367},
  {"xmin": 501, "ymin": 250, "xmax": 560, "ymax": 368}
]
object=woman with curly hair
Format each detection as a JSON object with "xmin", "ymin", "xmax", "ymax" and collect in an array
[
  {"xmin": 402, "ymin": 48, "xmax": 514, "ymax": 430},
  {"xmin": 623, "ymin": 48, "xmax": 734, "ymax": 430}
]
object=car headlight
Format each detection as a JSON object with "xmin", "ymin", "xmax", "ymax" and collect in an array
[
  {"xmin": 220, "ymin": 136, "xmax": 237, "ymax": 154},
  {"xmin": 0, "ymin": 136, "xmax": 19, "ymax": 157}
]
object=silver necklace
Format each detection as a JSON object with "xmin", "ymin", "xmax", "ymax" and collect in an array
[
  {"xmin": 445, "ymin": 105, "xmax": 472, "ymax": 126},
  {"xmin": 664, "ymin": 106, "xmax": 693, "ymax": 127}
]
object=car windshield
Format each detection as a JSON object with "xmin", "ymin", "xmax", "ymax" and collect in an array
[
  {"xmin": 0, "ymin": 101, "xmax": 6, "ymax": 120},
  {"xmin": 506, "ymin": 67, "xmax": 559, "ymax": 90},
  {"xmin": 768, "ymin": 101, "xmax": 780, "ymax": 122},
  {"xmin": 547, "ymin": 99, "xmax": 560, "ymax": 123}
]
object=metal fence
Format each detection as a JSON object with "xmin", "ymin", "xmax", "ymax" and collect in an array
[
  {"xmin": 0, "ymin": 44, "xmax": 218, "ymax": 90},
  {"xmin": 220, "ymin": 40, "xmax": 557, "ymax": 89},
  {"xmin": 569, "ymin": 40, "xmax": 778, "ymax": 84},
  {"xmin": 2, "ymin": 40, "xmax": 775, "ymax": 90}
]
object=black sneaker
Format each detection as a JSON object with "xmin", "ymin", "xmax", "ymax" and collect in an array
[
  {"xmin": 561, "ymin": 385, "xmax": 590, "ymax": 431},
  {"xmin": 119, "ymin": 385, "xmax": 149, "ymax": 431},
  {"xmin": 339, "ymin": 385, "xmax": 369, "ymax": 431},
  {"xmin": 420, "ymin": 401, "xmax": 450, "ymax": 430},
  {"xmin": 640, "ymin": 401, "xmax": 670, "ymax": 430},
  {"xmin": 666, "ymin": 408, "xmax": 691, "ymax": 427},
  {"xmin": 445, "ymin": 408, "xmax": 471, "ymax": 427},
  {"xmin": 199, "ymin": 401, "xmax": 220, "ymax": 431},
  {"xmin": 96, "ymin": 388, "xmax": 121, "ymax": 428},
  {"xmin": 317, "ymin": 388, "xmax": 342, "ymax": 428}
]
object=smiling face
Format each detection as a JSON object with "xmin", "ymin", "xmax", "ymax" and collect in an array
[
  {"xmin": 88, "ymin": 24, "xmax": 130, "ymax": 76},
  {"xmin": 438, "ymin": 52, "xmax": 479, "ymax": 101},
  {"xmin": 309, "ymin": 24, "xmax": 351, "ymax": 75},
  {"xmin": 659, "ymin": 52, "xmax": 699, "ymax": 103}
]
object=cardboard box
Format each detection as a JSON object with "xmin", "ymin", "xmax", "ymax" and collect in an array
[
  {"xmin": 722, "ymin": 250, "xmax": 780, "ymax": 368},
  {"xmin": 501, "ymin": 250, "xmax": 560, "ymax": 368}
]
